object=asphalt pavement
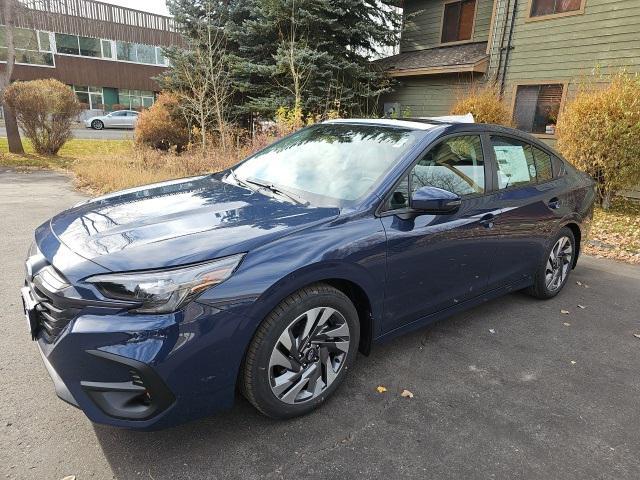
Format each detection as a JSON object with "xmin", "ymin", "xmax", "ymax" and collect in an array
[
  {"xmin": 1, "ymin": 168, "xmax": 639, "ymax": 480},
  {"xmin": 0, "ymin": 126, "xmax": 133, "ymax": 141}
]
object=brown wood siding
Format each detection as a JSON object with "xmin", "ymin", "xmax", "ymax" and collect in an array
[
  {"xmin": 1, "ymin": 0, "xmax": 183, "ymax": 47},
  {"xmin": 0, "ymin": 55, "xmax": 166, "ymax": 91}
]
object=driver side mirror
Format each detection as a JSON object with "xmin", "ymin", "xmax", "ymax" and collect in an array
[{"xmin": 411, "ymin": 186, "xmax": 461, "ymax": 214}]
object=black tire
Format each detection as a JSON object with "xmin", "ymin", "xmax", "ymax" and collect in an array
[
  {"xmin": 241, "ymin": 283, "xmax": 360, "ymax": 419},
  {"xmin": 527, "ymin": 226, "xmax": 576, "ymax": 299},
  {"xmin": 91, "ymin": 120, "xmax": 104, "ymax": 130}
]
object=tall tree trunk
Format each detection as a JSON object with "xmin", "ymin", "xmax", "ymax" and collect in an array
[
  {"xmin": 2, "ymin": 102, "xmax": 24, "ymax": 154},
  {"xmin": 1, "ymin": 0, "xmax": 24, "ymax": 154}
]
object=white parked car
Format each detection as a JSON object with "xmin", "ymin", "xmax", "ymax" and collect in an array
[{"xmin": 84, "ymin": 110, "xmax": 139, "ymax": 130}]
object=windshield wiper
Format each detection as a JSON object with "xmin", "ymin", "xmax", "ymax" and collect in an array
[
  {"xmin": 245, "ymin": 177, "xmax": 309, "ymax": 206},
  {"xmin": 229, "ymin": 168, "xmax": 253, "ymax": 190}
]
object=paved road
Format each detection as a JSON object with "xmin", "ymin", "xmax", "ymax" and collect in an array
[
  {"xmin": 1, "ymin": 169, "xmax": 640, "ymax": 480},
  {"xmin": 0, "ymin": 126, "xmax": 133, "ymax": 140}
]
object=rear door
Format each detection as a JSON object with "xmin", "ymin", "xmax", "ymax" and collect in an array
[
  {"xmin": 484, "ymin": 135, "xmax": 566, "ymax": 288},
  {"xmin": 380, "ymin": 133, "xmax": 500, "ymax": 334},
  {"xmin": 125, "ymin": 111, "xmax": 139, "ymax": 128},
  {"xmin": 107, "ymin": 111, "xmax": 128, "ymax": 128}
]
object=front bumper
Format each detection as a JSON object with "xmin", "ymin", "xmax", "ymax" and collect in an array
[{"xmin": 34, "ymin": 300, "xmax": 256, "ymax": 430}]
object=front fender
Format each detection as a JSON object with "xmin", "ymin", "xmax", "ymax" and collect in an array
[{"xmin": 246, "ymin": 259, "xmax": 384, "ymax": 335}]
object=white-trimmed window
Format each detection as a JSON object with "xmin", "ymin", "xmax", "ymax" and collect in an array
[
  {"xmin": 119, "ymin": 89, "xmax": 155, "ymax": 109},
  {"xmin": 0, "ymin": 27, "xmax": 54, "ymax": 67},
  {"xmin": 55, "ymin": 33, "xmax": 109, "ymax": 59},
  {"xmin": 115, "ymin": 41, "xmax": 168, "ymax": 66},
  {"xmin": 72, "ymin": 85, "xmax": 104, "ymax": 110}
]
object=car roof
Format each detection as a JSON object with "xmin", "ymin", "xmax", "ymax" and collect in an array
[
  {"xmin": 324, "ymin": 118, "xmax": 439, "ymax": 130},
  {"xmin": 324, "ymin": 118, "xmax": 557, "ymax": 152}
]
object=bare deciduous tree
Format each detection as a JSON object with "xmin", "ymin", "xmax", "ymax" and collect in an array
[
  {"xmin": 166, "ymin": 5, "xmax": 234, "ymax": 151},
  {"xmin": 275, "ymin": 0, "xmax": 313, "ymax": 121}
]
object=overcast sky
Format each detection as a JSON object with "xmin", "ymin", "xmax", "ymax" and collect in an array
[{"xmin": 103, "ymin": 0, "xmax": 171, "ymax": 16}]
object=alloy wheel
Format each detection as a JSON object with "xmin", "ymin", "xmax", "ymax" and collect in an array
[
  {"xmin": 268, "ymin": 307, "xmax": 351, "ymax": 405},
  {"xmin": 545, "ymin": 236, "xmax": 573, "ymax": 292}
]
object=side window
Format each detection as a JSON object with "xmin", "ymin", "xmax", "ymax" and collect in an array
[
  {"xmin": 491, "ymin": 136, "xmax": 538, "ymax": 189},
  {"xmin": 412, "ymin": 135, "xmax": 485, "ymax": 197},
  {"xmin": 383, "ymin": 135, "xmax": 484, "ymax": 211},
  {"xmin": 552, "ymin": 156, "xmax": 567, "ymax": 177},
  {"xmin": 533, "ymin": 147, "xmax": 553, "ymax": 182},
  {"xmin": 385, "ymin": 176, "xmax": 410, "ymax": 211}
]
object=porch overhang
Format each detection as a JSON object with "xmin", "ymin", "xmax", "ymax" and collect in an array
[{"xmin": 376, "ymin": 42, "xmax": 489, "ymax": 78}]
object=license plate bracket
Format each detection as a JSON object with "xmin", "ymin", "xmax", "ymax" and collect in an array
[{"xmin": 21, "ymin": 286, "xmax": 39, "ymax": 340}]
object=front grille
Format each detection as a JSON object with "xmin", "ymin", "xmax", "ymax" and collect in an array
[
  {"xmin": 30, "ymin": 284, "xmax": 80, "ymax": 341},
  {"xmin": 25, "ymin": 248, "xmax": 80, "ymax": 342}
]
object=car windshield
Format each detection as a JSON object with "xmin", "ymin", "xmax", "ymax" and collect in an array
[{"xmin": 232, "ymin": 123, "xmax": 423, "ymax": 204}]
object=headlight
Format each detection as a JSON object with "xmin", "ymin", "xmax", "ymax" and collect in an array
[{"xmin": 85, "ymin": 254, "xmax": 245, "ymax": 314}]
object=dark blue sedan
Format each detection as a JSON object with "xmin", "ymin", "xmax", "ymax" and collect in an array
[{"xmin": 22, "ymin": 119, "xmax": 595, "ymax": 429}]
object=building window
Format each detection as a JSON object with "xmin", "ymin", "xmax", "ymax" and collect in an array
[
  {"xmin": 55, "ymin": 33, "xmax": 80, "ymax": 55},
  {"xmin": 79, "ymin": 36, "xmax": 101, "ymax": 57},
  {"xmin": 441, "ymin": 0, "xmax": 476, "ymax": 43},
  {"xmin": 72, "ymin": 85, "xmax": 104, "ymax": 110},
  {"xmin": 513, "ymin": 84, "xmax": 564, "ymax": 135},
  {"xmin": 530, "ymin": 0, "xmax": 583, "ymax": 17},
  {"xmin": 55, "ymin": 33, "xmax": 112, "ymax": 59},
  {"xmin": 119, "ymin": 89, "xmax": 155, "ymax": 109},
  {"xmin": 116, "ymin": 41, "xmax": 167, "ymax": 65},
  {"xmin": 101, "ymin": 39, "xmax": 112, "ymax": 59},
  {"xmin": 0, "ymin": 27, "xmax": 54, "ymax": 66}
]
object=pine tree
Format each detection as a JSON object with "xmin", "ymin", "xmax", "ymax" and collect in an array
[
  {"xmin": 228, "ymin": 0, "xmax": 402, "ymax": 118},
  {"xmin": 164, "ymin": 0, "xmax": 402, "ymax": 121}
]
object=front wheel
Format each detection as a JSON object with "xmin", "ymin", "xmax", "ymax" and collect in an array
[
  {"xmin": 91, "ymin": 120, "xmax": 104, "ymax": 130},
  {"xmin": 241, "ymin": 283, "xmax": 359, "ymax": 419},
  {"xmin": 527, "ymin": 227, "xmax": 576, "ymax": 299}
]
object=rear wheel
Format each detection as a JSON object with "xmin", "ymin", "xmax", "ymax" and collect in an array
[
  {"xmin": 241, "ymin": 283, "xmax": 359, "ymax": 419},
  {"xmin": 91, "ymin": 120, "xmax": 104, "ymax": 130},
  {"xmin": 527, "ymin": 227, "xmax": 576, "ymax": 299}
]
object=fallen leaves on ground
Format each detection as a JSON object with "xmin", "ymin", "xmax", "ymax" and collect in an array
[
  {"xmin": 633, "ymin": 333, "xmax": 640, "ymax": 339},
  {"xmin": 584, "ymin": 200, "xmax": 640, "ymax": 264},
  {"xmin": 489, "ymin": 328, "xmax": 496, "ymax": 334},
  {"xmin": 376, "ymin": 385, "xmax": 387, "ymax": 393},
  {"xmin": 400, "ymin": 389, "xmax": 414, "ymax": 399},
  {"xmin": 563, "ymin": 322, "xmax": 571, "ymax": 326},
  {"xmin": 578, "ymin": 305, "xmax": 586, "ymax": 309},
  {"xmin": 571, "ymin": 360, "xmax": 577, "ymax": 365},
  {"xmin": 561, "ymin": 309, "xmax": 570, "ymax": 315}
]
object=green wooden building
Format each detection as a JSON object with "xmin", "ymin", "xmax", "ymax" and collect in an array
[{"xmin": 379, "ymin": 0, "xmax": 639, "ymax": 147}]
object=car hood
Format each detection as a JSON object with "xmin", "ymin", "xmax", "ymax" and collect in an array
[{"xmin": 45, "ymin": 175, "xmax": 340, "ymax": 272}]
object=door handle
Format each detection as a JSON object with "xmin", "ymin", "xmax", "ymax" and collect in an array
[
  {"xmin": 479, "ymin": 213, "xmax": 495, "ymax": 229},
  {"xmin": 547, "ymin": 197, "xmax": 561, "ymax": 210}
]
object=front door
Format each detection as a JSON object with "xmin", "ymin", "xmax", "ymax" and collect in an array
[{"xmin": 380, "ymin": 134, "xmax": 498, "ymax": 334}]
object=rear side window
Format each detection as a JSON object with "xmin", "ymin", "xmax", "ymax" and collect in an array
[
  {"xmin": 552, "ymin": 156, "xmax": 567, "ymax": 177},
  {"xmin": 490, "ymin": 136, "xmax": 556, "ymax": 189},
  {"xmin": 532, "ymin": 147, "xmax": 553, "ymax": 182}
]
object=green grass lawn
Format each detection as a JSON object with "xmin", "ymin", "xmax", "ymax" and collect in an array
[{"xmin": 0, "ymin": 137, "xmax": 131, "ymax": 169}]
